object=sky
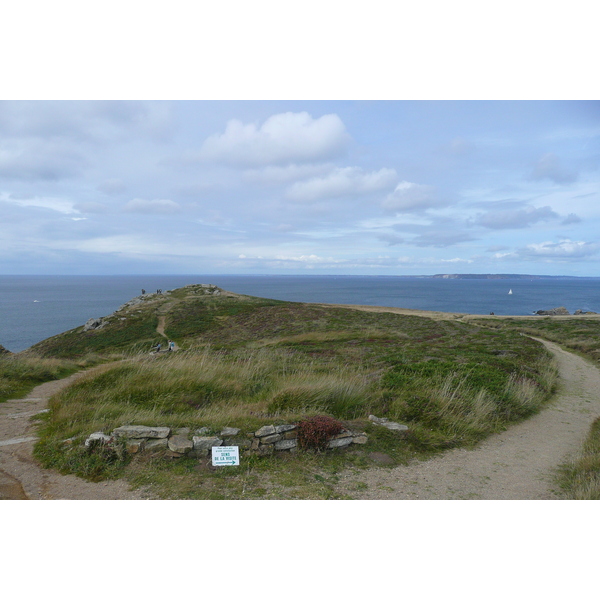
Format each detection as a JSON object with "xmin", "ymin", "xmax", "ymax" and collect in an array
[{"xmin": 1, "ymin": 100, "xmax": 599, "ymax": 276}]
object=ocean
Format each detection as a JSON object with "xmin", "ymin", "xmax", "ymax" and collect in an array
[{"xmin": 2, "ymin": 274, "xmax": 600, "ymax": 353}]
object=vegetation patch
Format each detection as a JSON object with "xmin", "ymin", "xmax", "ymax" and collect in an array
[
  {"xmin": 555, "ymin": 417, "xmax": 600, "ymax": 500},
  {"xmin": 29, "ymin": 286, "xmax": 561, "ymax": 498}
]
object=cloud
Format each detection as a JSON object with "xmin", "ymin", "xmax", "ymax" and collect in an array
[
  {"xmin": 476, "ymin": 205, "xmax": 558, "ymax": 229},
  {"xmin": 0, "ymin": 142, "xmax": 85, "ymax": 181},
  {"xmin": 243, "ymin": 163, "xmax": 333, "ymax": 185},
  {"xmin": 381, "ymin": 181, "xmax": 444, "ymax": 212},
  {"xmin": 285, "ymin": 167, "xmax": 397, "ymax": 202},
  {"xmin": 530, "ymin": 153, "xmax": 577, "ymax": 184},
  {"xmin": 199, "ymin": 112, "xmax": 350, "ymax": 167},
  {"xmin": 97, "ymin": 179, "xmax": 127, "ymax": 194},
  {"xmin": 411, "ymin": 230, "xmax": 477, "ymax": 247},
  {"xmin": 1, "ymin": 193, "xmax": 79, "ymax": 215},
  {"xmin": 514, "ymin": 239, "xmax": 600, "ymax": 261},
  {"xmin": 562, "ymin": 213, "xmax": 582, "ymax": 225},
  {"xmin": 123, "ymin": 198, "xmax": 181, "ymax": 214}
]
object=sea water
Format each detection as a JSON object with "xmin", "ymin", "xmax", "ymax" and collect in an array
[{"xmin": 2, "ymin": 274, "xmax": 600, "ymax": 353}]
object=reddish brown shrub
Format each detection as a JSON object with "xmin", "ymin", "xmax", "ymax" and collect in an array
[{"xmin": 296, "ymin": 415, "xmax": 345, "ymax": 451}]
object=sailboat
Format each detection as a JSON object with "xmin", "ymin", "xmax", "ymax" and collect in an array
[{"xmin": 508, "ymin": 289, "xmax": 513, "ymax": 295}]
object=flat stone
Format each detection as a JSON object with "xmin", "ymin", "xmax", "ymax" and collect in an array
[
  {"xmin": 274, "ymin": 424, "xmax": 296, "ymax": 434},
  {"xmin": 259, "ymin": 433, "xmax": 282, "ymax": 445},
  {"xmin": 192, "ymin": 436, "xmax": 223, "ymax": 456},
  {"xmin": 326, "ymin": 437, "xmax": 354, "ymax": 449},
  {"xmin": 352, "ymin": 435, "xmax": 368, "ymax": 444},
  {"xmin": 274, "ymin": 439, "xmax": 297, "ymax": 451},
  {"xmin": 382, "ymin": 422, "xmax": 409, "ymax": 432},
  {"xmin": 255, "ymin": 425, "xmax": 276, "ymax": 437},
  {"xmin": 220, "ymin": 427, "xmax": 241, "ymax": 436},
  {"xmin": 145, "ymin": 438, "xmax": 169, "ymax": 450},
  {"xmin": 168, "ymin": 435, "xmax": 194, "ymax": 454},
  {"xmin": 112, "ymin": 425, "xmax": 171, "ymax": 439}
]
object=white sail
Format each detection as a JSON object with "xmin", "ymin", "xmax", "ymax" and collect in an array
[{"xmin": 508, "ymin": 289, "xmax": 513, "ymax": 295}]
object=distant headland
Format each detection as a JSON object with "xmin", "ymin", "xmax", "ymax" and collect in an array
[{"xmin": 431, "ymin": 274, "xmax": 585, "ymax": 280}]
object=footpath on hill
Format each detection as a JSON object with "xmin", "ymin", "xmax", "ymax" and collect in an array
[
  {"xmin": 0, "ymin": 370, "xmax": 149, "ymax": 500},
  {"xmin": 335, "ymin": 338, "xmax": 600, "ymax": 499},
  {"xmin": 1, "ymin": 335, "xmax": 599, "ymax": 500}
]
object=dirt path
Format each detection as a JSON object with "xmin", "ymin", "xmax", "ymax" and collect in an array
[
  {"xmin": 334, "ymin": 338, "xmax": 600, "ymax": 499},
  {"xmin": 0, "ymin": 372, "xmax": 150, "ymax": 500}
]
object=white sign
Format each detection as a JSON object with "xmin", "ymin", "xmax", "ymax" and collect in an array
[{"xmin": 212, "ymin": 446, "xmax": 240, "ymax": 466}]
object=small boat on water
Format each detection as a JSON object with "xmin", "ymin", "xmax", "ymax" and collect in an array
[{"xmin": 508, "ymin": 289, "xmax": 513, "ymax": 295}]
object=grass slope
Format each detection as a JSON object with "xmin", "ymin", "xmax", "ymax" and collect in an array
[{"xmin": 29, "ymin": 285, "xmax": 559, "ymax": 498}]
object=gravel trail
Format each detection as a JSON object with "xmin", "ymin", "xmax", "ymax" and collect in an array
[
  {"xmin": 334, "ymin": 338, "xmax": 600, "ymax": 499},
  {"xmin": 0, "ymin": 371, "xmax": 149, "ymax": 500}
]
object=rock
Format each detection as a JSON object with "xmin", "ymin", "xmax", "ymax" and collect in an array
[
  {"xmin": 168, "ymin": 435, "xmax": 194, "ymax": 454},
  {"xmin": 83, "ymin": 317, "xmax": 105, "ymax": 331},
  {"xmin": 274, "ymin": 439, "xmax": 297, "ymax": 451},
  {"xmin": 145, "ymin": 438, "xmax": 169, "ymax": 450},
  {"xmin": 574, "ymin": 309, "xmax": 597, "ymax": 315},
  {"xmin": 369, "ymin": 415, "xmax": 408, "ymax": 432},
  {"xmin": 220, "ymin": 427, "xmax": 240, "ymax": 436},
  {"xmin": 327, "ymin": 437, "xmax": 354, "ymax": 449},
  {"xmin": 259, "ymin": 433, "xmax": 282, "ymax": 445},
  {"xmin": 0, "ymin": 344, "xmax": 12, "ymax": 355},
  {"xmin": 382, "ymin": 422, "xmax": 409, "ymax": 432},
  {"xmin": 176, "ymin": 428, "xmax": 191, "ymax": 436},
  {"xmin": 192, "ymin": 436, "xmax": 223, "ymax": 456},
  {"xmin": 112, "ymin": 425, "xmax": 171, "ymax": 439},
  {"xmin": 194, "ymin": 427, "xmax": 211, "ymax": 435},
  {"xmin": 274, "ymin": 424, "xmax": 296, "ymax": 434},
  {"xmin": 352, "ymin": 435, "xmax": 368, "ymax": 444},
  {"xmin": 125, "ymin": 439, "xmax": 145, "ymax": 454},
  {"xmin": 255, "ymin": 425, "xmax": 277, "ymax": 437},
  {"xmin": 535, "ymin": 307, "xmax": 570, "ymax": 316},
  {"xmin": 84, "ymin": 432, "xmax": 112, "ymax": 447}
]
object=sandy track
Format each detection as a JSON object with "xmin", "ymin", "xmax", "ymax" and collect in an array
[
  {"xmin": 0, "ymin": 372, "xmax": 149, "ymax": 500},
  {"xmin": 334, "ymin": 338, "xmax": 600, "ymax": 499}
]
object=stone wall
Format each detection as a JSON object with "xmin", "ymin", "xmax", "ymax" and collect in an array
[{"xmin": 84, "ymin": 422, "xmax": 369, "ymax": 459}]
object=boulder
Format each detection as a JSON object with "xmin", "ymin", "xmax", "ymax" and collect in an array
[
  {"xmin": 327, "ymin": 437, "xmax": 354, "ymax": 449},
  {"xmin": 112, "ymin": 425, "xmax": 171, "ymax": 439},
  {"xmin": 258, "ymin": 433, "xmax": 282, "ymax": 445},
  {"xmin": 274, "ymin": 424, "xmax": 296, "ymax": 434},
  {"xmin": 0, "ymin": 344, "xmax": 12, "ymax": 355}
]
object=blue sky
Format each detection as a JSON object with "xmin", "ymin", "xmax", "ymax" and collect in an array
[{"xmin": 1, "ymin": 100, "xmax": 598, "ymax": 276}]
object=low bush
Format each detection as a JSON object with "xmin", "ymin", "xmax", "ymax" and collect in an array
[{"xmin": 296, "ymin": 415, "xmax": 345, "ymax": 451}]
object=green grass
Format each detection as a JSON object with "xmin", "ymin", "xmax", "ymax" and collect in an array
[
  {"xmin": 0, "ymin": 355, "xmax": 80, "ymax": 402},
  {"xmin": 29, "ymin": 287, "xmax": 560, "ymax": 494},
  {"xmin": 555, "ymin": 417, "xmax": 600, "ymax": 499}
]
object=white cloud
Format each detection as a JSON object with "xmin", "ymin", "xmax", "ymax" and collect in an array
[
  {"xmin": 286, "ymin": 167, "xmax": 397, "ymax": 202},
  {"xmin": 123, "ymin": 198, "xmax": 181, "ymax": 214},
  {"xmin": 382, "ymin": 181, "xmax": 444, "ymax": 212},
  {"xmin": 243, "ymin": 163, "xmax": 333, "ymax": 185},
  {"xmin": 519, "ymin": 239, "xmax": 600, "ymax": 260},
  {"xmin": 199, "ymin": 112, "xmax": 350, "ymax": 167},
  {"xmin": 476, "ymin": 205, "xmax": 558, "ymax": 229},
  {"xmin": 1, "ymin": 192, "xmax": 79, "ymax": 215}
]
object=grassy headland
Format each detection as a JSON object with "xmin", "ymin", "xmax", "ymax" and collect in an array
[{"xmin": 21, "ymin": 284, "xmax": 563, "ymax": 498}]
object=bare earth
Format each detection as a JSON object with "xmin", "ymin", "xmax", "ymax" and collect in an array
[
  {"xmin": 0, "ymin": 372, "xmax": 149, "ymax": 500},
  {"xmin": 2, "ymin": 307, "xmax": 600, "ymax": 500}
]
